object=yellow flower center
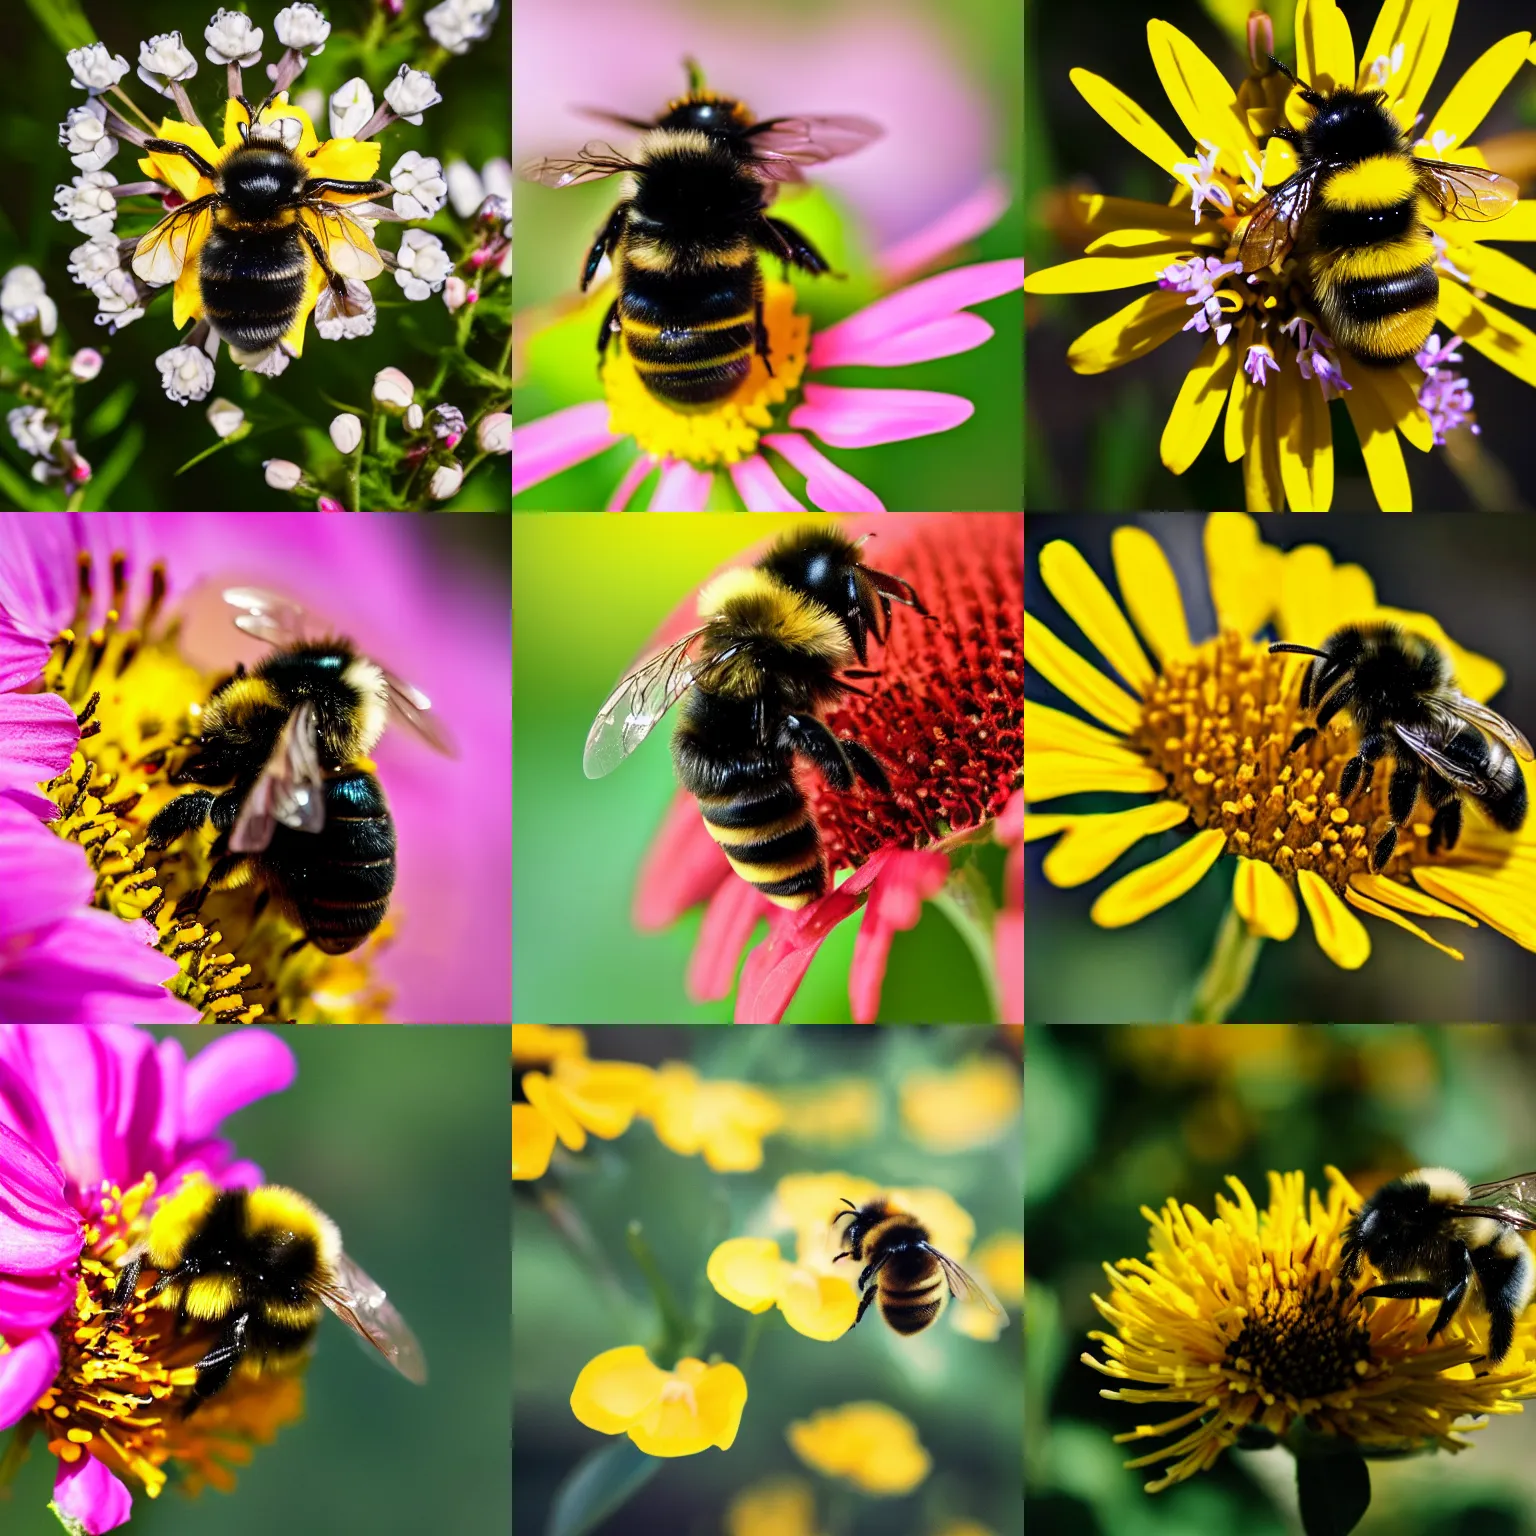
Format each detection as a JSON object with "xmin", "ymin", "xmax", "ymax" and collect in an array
[
  {"xmin": 601, "ymin": 280, "xmax": 810, "ymax": 468},
  {"xmin": 1224, "ymin": 1273, "xmax": 1372, "ymax": 1403}
]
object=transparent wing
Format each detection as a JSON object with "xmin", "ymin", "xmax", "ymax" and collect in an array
[
  {"xmin": 1390, "ymin": 722, "xmax": 1489, "ymax": 791},
  {"xmin": 1440, "ymin": 691, "xmax": 1535, "ymax": 760},
  {"xmin": 1446, "ymin": 1170, "xmax": 1536, "ymax": 1231},
  {"xmin": 318, "ymin": 1249, "xmax": 428, "ymax": 1385},
  {"xmin": 222, "ymin": 585, "xmax": 313, "ymax": 646},
  {"xmin": 1417, "ymin": 159, "xmax": 1519, "ymax": 223},
  {"xmin": 744, "ymin": 115, "xmax": 884, "ymax": 168},
  {"xmin": 920, "ymin": 1244, "xmax": 1007, "ymax": 1321},
  {"xmin": 382, "ymin": 669, "xmax": 457, "ymax": 758},
  {"xmin": 520, "ymin": 142, "xmax": 644, "ymax": 188},
  {"xmin": 132, "ymin": 198, "xmax": 216, "ymax": 286},
  {"xmin": 229, "ymin": 700, "xmax": 326, "ymax": 852},
  {"xmin": 304, "ymin": 203, "xmax": 384, "ymax": 281},
  {"xmin": 1237, "ymin": 169, "xmax": 1317, "ymax": 272},
  {"xmin": 583, "ymin": 626, "xmax": 713, "ymax": 779}
]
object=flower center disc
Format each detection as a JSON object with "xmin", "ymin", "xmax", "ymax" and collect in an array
[{"xmin": 1224, "ymin": 1274, "xmax": 1373, "ymax": 1402}]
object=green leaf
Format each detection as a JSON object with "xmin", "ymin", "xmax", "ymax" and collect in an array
[
  {"xmin": 545, "ymin": 1439, "xmax": 661, "ymax": 1536},
  {"xmin": 22, "ymin": 0, "xmax": 95, "ymax": 52},
  {"xmin": 1296, "ymin": 1443, "xmax": 1371, "ymax": 1536},
  {"xmin": 0, "ymin": 454, "xmax": 50, "ymax": 510},
  {"xmin": 79, "ymin": 423, "xmax": 144, "ymax": 510},
  {"xmin": 176, "ymin": 425, "xmax": 251, "ymax": 475},
  {"xmin": 80, "ymin": 382, "xmax": 137, "ymax": 441}
]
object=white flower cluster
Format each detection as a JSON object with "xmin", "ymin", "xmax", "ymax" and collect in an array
[
  {"xmin": 1, "ymin": 267, "xmax": 58, "ymax": 340},
  {"xmin": 424, "ymin": 0, "xmax": 499, "ymax": 55},
  {"xmin": 274, "ymin": 3, "xmax": 331, "ymax": 54},
  {"xmin": 157, "ymin": 344, "xmax": 217, "ymax": 404},
  {"xmin": 7, "ymin": 402, "xmax": 92, "ymax": 488},
  {"xmin": 60, "ymin": 101, "xmax": 117, "ymax": 172},
  {"xmin": 383, "ymin": 65, "xmax": 442, "ymax": 125},
  {"xmin": 390, "ymin": 152, "xmax": 447, "ymax": 221},
  {"xmin": 394, "ymin": 230, "xmax": 453, "ymax": 301},
  {"xmin": 205, "ymin": 10, "xmax": 264, "ymax": 67},
  {"xmin": 66, "ymin": 43, "xmax": 130, "ymax": 94},
  {"xmin": 52, "ymin": 173, "xmax": 118, "ymax": 238},
  {"xmin": 66, "ymin": 234, "xmax": 146, "ymax": 333},
  {"xmin": 138, "ymin": 31, "xmax": 199, "ymax": 95}
]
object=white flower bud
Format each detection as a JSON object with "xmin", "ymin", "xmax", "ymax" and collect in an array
[
  {"xmin": 372, "ymin": 367, "xmax": 415, "ymax": 410},
  {"xmin": 233, "ymin": 342, "xmax": 293, "ymax": 377},
  {"xmin": 330, "ymin": 412, "xmax": 362, "ymax": 454},
  {"xmin": 60, "ymin": 101, "xmax": 117, "ymax": 173},
  {"xmin": 424, "ymin": 0, "xmax": 499, "ymax": 56},
  {"xmin": 53, "ymin": 173, "xmax": 118, "ymax": 237},
  {"xmin": 482, "ymin": 158, "xmax": 513, "ymax": 204},
  {"xmin": 205, "ymin": 9, "xmax": 264, "ymax": 66},
  {"xmin": 274, "ymin": 3, "xmax": 331, "ymax": 53},
  {"xmin": 428, "ymin": 461, "xmax": 464, "ymax": 500},
  {"xmin": 207, "ymin": 398, "xmax": 246, "ymax": 437},
  {"xmin": 70, "ymin": 348, "xmax": 104, "ymax": 382},
  {"xmin": 404, "ymin": 403, "xmax": 424, "ymax": 431},
  {"xmin": 383, "ymin": 64, "xmax": 442, "ymax": 126},
  {"xmin": 92, "ymin": 270, "xmax": 145, "ymax": 331},
  {"xmin": 443, "ymin": 159, "xmax": 483, "ymax": 220},
  {"xmin": 156, "ymin": 343, "xmax": 215, "ymax": 404},
  {"xmin": 443, "ymin": 274, "xmax": 469, "ymax": 312},
  {"xmin": 328, "ymin": 77, "xmax": 374, "ymax": 139},
  {"xmin": 8, "ymin": 406, "xmax": 58, "ymax": 458},
  {"xmin": 67, "ymin": 43, "xmax": 131, "ymax": 94},
  {"xmin": 394, "ymin": 229, "xmax": 453, "ymax": 301},
  {"xmin": 138, "ymin": 31, "xmax": 199, "ymax": 95},
  {"xmin": 1, "ymin": 267, "xmax": 58, "ymax": 339},
  {"xmin": 264, "ymin": 458, "xmax": 304, "ymax": 490},
  {"xmin": 390, "ymin": 151, "xmax": 448, "ymax": 221},
  {"xmin": 68, "ymin": 234, "xmax": 121, "ymax": 290},
  {"xmin": 477, "ymin": 412, "xmax": 511, "ymax": 454},
  {"xmin": 314, "ymin": 277, "xmax": 376, "ymax": 340}
]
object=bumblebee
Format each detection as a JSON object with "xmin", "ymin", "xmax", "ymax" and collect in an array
[
  {"xmin": 132, "ymin": 91, "xmax": 387, "ymax": 363},
  {"xmin": 1340, "ymin": 1166, "xmax": 1536, "ymax": 1364},
  {"xmin": 146, "ymin": 588, "xmax": 454, "ymax": 955},
  {"xmin": 583, "ymin": 527, "xmax": 926, "ymax": 910},
  {"xmin": 523, "ymin": 59, "xmax": 881, "ymax": 407},
  {"xmin": 111, "ymin": 1174, "xmax": 427, "ymax": 1412},
  {"xmin": 1238, "ymin": 57, "xmax": 1516, "ymax": 366},
  {"xmin": 1270, "ymin": 623, "xmax": 1532, "ymax": 871},
  {"xmin": 832, "ymin": 1197, "xmax": 1006, "ymax": 1336}
]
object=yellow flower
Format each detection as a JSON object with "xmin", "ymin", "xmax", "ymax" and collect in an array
[
  {"xmin": 774, "ymin": 1078, "xmax": 882, "ymax": 1146},
  {"xmin": 899, "ymin": 1056, "xmax": 1021, "ymax": 1152},
  {"xmin": 570, "ymin": 1346, "xmax": 746, "ymax": 1457},
  {"xmin": 786, "ymin": 1402, "xmax": 931, "ymax": 1495},
  {"xmin": 1084, "ymin": 1167, "xmax": 1536, "ymax": 1492},
  {"xmin": 725, "ymin": 1476, "xmax": 823, "ymax": 1536},
  {"xmin": 512, "ymin": 1104, "xmax": 557, "ymax": 1181},
  {"xmin": 511, "ymin": 1025, "xmax": 587, "ymax": 1065},
  {"xmin": 1027, "ymin": 514, "xmax": 1536, "ymax": 979},
  {"xmin": 1024, "ymin": 1, "xmax": 1536, "ymax": 509},
  {"xmin": 512, "ymin": 1057, "xmax": 655, "ymax": 1181},
  {"xmin": 971, "ymin": 1232, "xmax": 1026, "ymax": 1306},
  {"xmin": 639, "ymin": 1062, "xmax": 784, "ymax": 1172},
  {"xmin": 706, "ymin": 1236, "xmax": 859, "ymax": 1341}
]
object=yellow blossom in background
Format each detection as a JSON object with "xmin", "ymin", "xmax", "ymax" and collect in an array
[
  {"xmin": 706, "ymin": 1236, "xmax": 859, "ymax": 1341},
  {"xmin": 512, "ymin": 1055, "xmax": 655, "ymax": 1180},
  {"xmin": 640, "ymin": 1062, "xmax": 784, "ymax": 1172},
  {"xmin": 1083, "ymin": 1167, "xmax": 1536, "ymax": 1493},
  {"xmin": 725, "ymin": 1476, "xmax": 824, "ymax": 1536},
  {"xmin": 932, "ymin": 1523, "xmax": 999, "ymax": 1536},
  {"xmin": 951, "ymin": 1231, "xmax": 1025, "ymax": 1340},
  {"xmin": 512, "ymin": 1025, "xmax": 587, "ymax": 1065},
  {"xmin": 512, "ymin": 1104, "xmax": 558, "ymax": 1181},
  {"xmin": 899, "ymin": 1055, "xmax": 1021, "ymax": 1152},
  {"xmin": 774, "ymin": 1079, "xmax": 882, "ymax": 1146},
  {"xmin": 787, "ymin": 1401, "xmax": 932, "ymax": 1495},
  {"xmin": 570, "ymin": 1346, "xmax": 747, "ymax": 1458}
]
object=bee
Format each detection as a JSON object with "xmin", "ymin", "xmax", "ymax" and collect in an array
[
  {"xmin": 1238, "ymin": 57, "xmax": 1516, "ymax": 367},
  {"xmin": 1340, "ymin": 1166, "xmax": 1536, "ymax": 1364},
  {"xmin": 132, "ymin": 90, "xmax": 387, "ymax": 363},
  {"xmin": 583, "ymin": 527, "xmax": 926, "ymax": 910},
  {"xmin": 832, "ymin": 1197, "xmax": 1006, "ymax": 1336},
  {"xmin": 1270, "ymin": 622, "xmax": 1532, "ymax": 871},
  {"xmin": 111, "ymin": 1174, "xmax": 427, "ymax": 1413},
  {"xmin": 522, "ymin": 58, "xmax": 881, "ymax": 408},
  {"xmin": 146, "ymin": 588, "xmax": 455, "ymax": 955}
]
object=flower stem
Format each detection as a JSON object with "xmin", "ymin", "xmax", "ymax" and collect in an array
[
  {"xmin": 346, "ymin": 447, "xmax": 361, "ymax": 512},
  {"xmin": 109, "ymin": 86, "xmax": 158, "ymax": 133},
  {"xmin": 931, "ymin": 860, "xmax": 1002, "ymax": 1022},
  {"xmin": 1187, "ymin": 902, "xmax": 1263, "ymax": 1023},
  {"xmin": 627, "ymin": 1220, "xmax": 692, "ymax": 1364},
  {"xmin": 737, "ymin": 1305, "xmax": 774, "ymax": 1375}
]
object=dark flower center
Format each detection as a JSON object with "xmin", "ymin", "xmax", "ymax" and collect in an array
[{"xmin": 1224, "ymin": 1273, "xmax": 1372, "ymax": 1400}]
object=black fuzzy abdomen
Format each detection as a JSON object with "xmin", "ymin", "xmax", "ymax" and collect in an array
[
  {"xmin": 201, "ymin": 223, "xmax": 308, "ymax": 352},
  {"xmin": 619, "ymin": 260, "xmax": 757, "ymax": 407}
]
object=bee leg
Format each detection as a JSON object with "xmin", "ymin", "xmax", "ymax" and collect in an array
[
  {"xmin": 108, "ymin": 1255, "xmax": 143, "ymax": 1314},
  {"xmin": 173, "ymin": 854, "xmax": 242, "ymax": 921},
  {"xmin": 757, "ymin": 216, "xmax": 833, "ymax": 277},
  {"xmin": 597, "ymin": 298, "xmax": 620, "ymax": 360},
  {"xmin": 780, "ymin": 713, "xmax": 855, "ymax": 790},
  {"xmin": 185, "ymin": 1309, "xmax": 251, "ymax": 1416},
  {"xmin": 849, "ymin": 1284, "xmax": 878, "ymax": 1331},
  {"xmin": 1387, "ymin": 756, "xmax": 1421, "ymax": 828},
  {"xmin": 295, "ymin": 220, "xmax": 350, "ymax": 299},
  {"xmin": 145, "ymin": 790, "xmax": 217, "ymax": 850},
  {"xmin": 1428, "ymin": 791, "xmax": 1462, "ymax": 855},
  {"xmin": 583, "ymin": 201, "xmax": 630, "ymax": 292},
  {"xmin": 1286, "ymin": 726, "xmax": 1318, "ymax": 754},
  {"xmin": 839, "ymin": 739, "xmax": 890, "ymax": 794},
  {"xmin": 753, "ymin": 281, "xmax": 774, "ymax": 377},
  {"xmin": 1339, "ymin": 733, "xmax": 1388, "ymax": 800},
  {"xmin": 1311, "ymin": 681, "xmax": 1355, "ymax": 733},
  {"xmin": 142, "ymin": 138, "xmax": 220, "ymax": 182},
  {"xmin": 1371, "ymin": 825, "xmax": 1398, "ymax": 871}
]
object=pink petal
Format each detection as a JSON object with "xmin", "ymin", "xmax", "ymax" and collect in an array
[
  {"xmin": 0, "ymin": 799, "xmax": 93, "ymax": 936},
  {"xmin": 878, "ymin": 178, "xmax": 1013, "ymax": 283},
  {"xmin": 734, "ymin": 889, "xmax": 865, "ymax": 1024},
  {"xmin": 633, "ymin": 792, "xmax": 730, "ymax": 931},
  {"xmin": 510, "ymin": 401, "xmax": 616, "ymax": 496},
  {"xmin": 0, "ymin": 1269, "xmax": 77, "ymax": 1335},
  {"xmin": 790, "ymin": 385, "xmax": 974, "ymax": 448},
  {"xmin": 6, "ymin": 1028, "xmax": 111, "ymax": 1194},
  {"xmin": 848, "ymin": 850, "xmax": 949, "ymax": 1023},
  {"xmin": 727, "ymin": 455, "xmax": 806, "ymax": 511},
  {"xmin": 811, "ymin": 313, "xmax": 995, "ymax": 369},
  {"xmin": 2, "ymin": 785, "xmax": 61, "ymax": 821},
  {"xmin": 820, "ymin": 259, "xmax": 1025, "ymax": 358},
  {"xmin": 648, "ymin": 459, "xmax": 713, "ymax": 511},
  {"xmin": 182, "ymin": 1029, "xmax": 296, "ymax": 1140},
  {"xmin": 760, "ymin": 434, "xmax": 885, "ymax": 512},
  {"xmin": 0, "ymin": 622, "xmax": 51, "ymax": 692},
  {"xmin": 995, "ymin": 787, "xmax": 1023, "ymax": 845},
  {"xmin": 996, "ymin": 906, "xmax": 1022, "ymax": 1025},
  {"xmin": 0, "ymin": 1122, "xmax": 79, "ymax": 1274},
  {"xmin": 0, "ymin": 1331, "xmax": 58, "ymax": 1430},
  {"xmin": 54, "ymin": 1451, "xmax": 133, "ymax": 1533},
  {"xmin": 688, "ymin": 876, "xmax": 772, "ymax": 1001},
  {"xmin": 606, "ymin": 454, "xmax": 657, "ymax": 511}
]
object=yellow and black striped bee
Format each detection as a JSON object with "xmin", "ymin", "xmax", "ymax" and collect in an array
[
  {"xmin": 1238, "ymin": 57, "xmax": 1516, "ymax": 366},
  {"xmin": 523, "ymin": 60, "xmax": 881, "ymax": 408},
  {"xmin": 146, "ymin": 589, "xmax": 454, "ymax": 954},
  {"xmin": 833, "ymin": 1197, "xmax": 1006, "ymax": 1336},
  {"xmin": 583, "ymin": 527, "xmax": 925, "ymax": 909}
]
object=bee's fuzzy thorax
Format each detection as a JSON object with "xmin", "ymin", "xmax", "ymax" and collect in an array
[{"xmin": 697, "ymin": 568, "xmax": 856, "ymax": 665}]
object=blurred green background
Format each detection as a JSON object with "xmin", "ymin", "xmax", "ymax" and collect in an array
[
  {"xmin": 0, "ymin": 1025, "xmax": 509, "ymax": 1535},
  {"xmin": 512, "ymin": 0, "xmax": 1022, "ymax": 511},
  {"xmin": 1027, "ymin": 1022, "xmax": 1536, "ymax": 1536},
  {"xmin": 512, "ymin": 515, "xmax": 1000, "ymax": 1024},
  {"xmin": 1025, "ymin": 0, "xmax": 1536, "ymax": 510},
  {"xmin": 1026, "ymin": 513, "xmax": 1536, "ymax": 1024},
  {"xmin": 514, "ymin": 1024, "xmax": 1022, "ymax": 1536},
  {"xmin": 0, "ymin": 0, "xmax": 510, "ymax": 510}
]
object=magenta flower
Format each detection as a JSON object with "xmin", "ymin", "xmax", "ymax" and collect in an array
[
  {"xmin": 0, "ymin": 1024, "xmax": 295, "ymax": 1533},
  {"xmin": 0, "ymin": 513, "xmax": 509, "ymax": 1023}
]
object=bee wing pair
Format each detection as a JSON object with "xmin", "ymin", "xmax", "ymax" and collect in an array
[
  {"xmin": 134, "ymin": 199, "xmax": 381, "ymax": 284},
  {"xmin": 317, "ymin": 1249, "xmax": 429, "ymax": 1385},
  {"xmin": 1391, "ymin": 693, "xmax": 1535, "ymax": 796},
  {"xmin": 1445, "ymin": 1171, "xmax": 1536, "ymax": 1233},
  {"xmin": 221, "ymin": 587, "xmax": 456, "ymax": 854},
  {"xmin": 920, "ymin": 1243, "xmax": 1008, "ymax": 1320}
]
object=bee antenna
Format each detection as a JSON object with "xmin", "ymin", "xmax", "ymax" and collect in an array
[
  {"xmin": 1269, "ymin": 642, "xmax": 1328, "ymax": 658},
  {"xmin": 1267, "ymin": 54, "xmax": 1299, "ymax": 86},
  {"xmin": 838, "ymin": 1197, "xmax": 858, "ymax": 1212}
]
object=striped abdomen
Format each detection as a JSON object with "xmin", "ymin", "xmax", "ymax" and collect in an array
[
  {"xmin": 878, "ymin": 1249, "xmax": 947, "ymax": 1335},
  {"xmin": 618, "ymin": 259, "xmax": 758, "ymax": 407},
  {"xmin": 1306, "ymin": 154, "xmax": 1436, "ymax": 366},
  {"xmin": 201, "ymin": 219, "xmax": 308, "ymax": 353}
]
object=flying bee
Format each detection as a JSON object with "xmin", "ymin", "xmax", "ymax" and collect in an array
[
  {"xmin": 522, "ymin": 58, "xmax": 881, "ymax": 408},
  {"xmin": 1270, "ymin": 622, "xmax": 1532, "ymax": 871},
  {"xmin": 132, "ymin": 90, "xmax": 388, "ymax": 364},
  {"xmin": 832, "ymin": 1197, "xmax": 1006, "ymax": 1336},
  {"xmin": 583, "ymin": 527, "xmax": 926, "ymax": 910},
  {"xmin": 1237, "ymin": 56, "xmax": 1516, "ymax": 367},
  {"xmin": 1340, "ymin": 1166, "xmax": 1536, "ymax": 1364},
  {"xmin": 146, "ymin": 587, "xmax": 455, "ymax": 955},
  {"xmin": 111, "ymin": 1173, "xmax": 427, "ymax": 1413}
]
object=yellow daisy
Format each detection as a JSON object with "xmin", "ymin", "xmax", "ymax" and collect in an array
[
  {"xmin": 1026, "ymin": 515, "xmax": 1536, "ymax": 1013},
  {"xmin": 1024, "ymin": 0, "xmax": 1536, "ymax": 509}
]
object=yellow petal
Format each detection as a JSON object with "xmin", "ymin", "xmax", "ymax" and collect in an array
[
  {"xmin": 1411, "ymin": 867, "xmax": 1536, "ymax": 949},
  {"xmin": 310, "ymin": 136, "xmax": 383, "ymax": 185},
  {"xmin": 1204, "ymin": 512, "xmax": 1280, "ymax": 637},
  {"xmin": 1423, "ymin": 32, "xmax": 1531, "ymax": 152},
  {"xmin": 1278, "ymin": 544, "xmax": 1376, "ymax": 645},
  {"xmin": 787, "ymin": 1403, "xmax": 931, "ymax": 1495},
  {"xmin": 1276, "ymin": 359, "xmax": 1333, "ymax": 511},
  {"xmin": 1160, "ymin": 333, "xmax": 1238, "ymax": 475},
  {"xmin": 1067, "ymin": 289, "xmax": 1191, "ymax": 374},
  {"xmin": 1085, "ymin": 229, "xmax": 1198, "ymax": 256},
  {"xmin": 1073, "ymin": 192, "xmax": 1206, "ymax": 237},
  {"xmin": 1025, "ymin": 252, "xmax": 1185, "ymax": 294},
  {"xmin": 522, "ymin": 1071, "xmax": 587, "ymax": 1152},
  {"xmin": 1024, "ymin": 813, "xmax": 1075, "ymax": 843},
  {"xmin": 170, "ymin": 208, "xmax": 212, "ymax": 328},
  {"xmin": 552, "ymin": 1058, "xmax": 656, "ymax": 1139},
  {"xmin": 1025, "ymin": 754, "xmax": 1169, "ymax": 801},
  {"xmin": 1470, "ymin": 200, "xmax": 1536, "ymax": 240},
  {"xmin": 692, "ymin": 1362, "xmax": 748, "ymax": 1452},
  {"xmin": 1441, "ymin": 283, "xmax": 1536, "ymax": 387},
  {"xmin": 1242, "ymin": 372, "xmax": 1284, "ymax": 510},
  {"xmin": 1295, "ymin": 0, "xmax": 1356, "ymax": 94},
  {"xmin": 1146, "ymin": 20, "xmax": 1256, "ymax": 170},
  {"xmin": 1090, "ymin": 829, "xmax": 1227, "ymax": 927},
  {"xmin": 1232, "ymin": 858, "xmax": 1299, "ymax": 939},
  {"xmin": 1345, "ymin": 888, "xmax": 1465, "ymax": 960},
  {"xmin": 707, "ymin": 1238, "xmax": 785, "ymax": 1312},
  {"xmin": 1023, "ymin": 612, "xmax": 1144, "ymax": 734},
  {"xmin": 1349, "ymin": 871, "xmax": 1479, "ymax": 927},
  {"xmin": 628, "ymin": 1359, "xmax": 747, "ymax": 1457},
  {"xmin": 1397, "ymin": 0, "xmax": 1459, "ymax": 123},
  {"xmin": 777, "ymin": 1268, "xmax": 859, "ymax": 1341},
  {"xmin": 1340, "ymin": 362, "xmax": 1411, "ymax": 511},
  {"xmin": 1223, "ymin": 324, "xmax": 1254, "ymax": 463},
  {"xmin": 511, "ymin": 1104, "xmax": 556, "ymax": 1181},
  {"xmin": 1297, "ymin": 869, "xmax": 1371, "ymax": 969},
  {"xmin": 1025, "ymin": 700, "xmax": 1143, "ymax": 762},
  {"xmin": 140, "ymin": 118, "xmax": 223, "ymax": 201},
  {"xmin": 570, "ymin": 1345, "xmax": 669, "ymax": 1434},
  {"xmin": 279, "ymin": 258, "xmax": 327, "ymax": 358},
  {"xmin": 1346, "ymin": 357, "xmax": 1434, "ymax": 452},
  {"xmin": 1111, "ymin": 526, "xmax": 1193, "ymax": 663},
  {"xmin": 1443, "ymin": 240, "xmax": 1536, "ymax": 310},
  {"xmin": 1038, "ymin": 541, "xmax": 1155, "ymax": 695},
  {"xmin": 1069, "ymin": 67, "xmax": 1189, "ymax": 177},
  {"xmin": 512, "ymin": 1025, "xmax": 588, "ymax": 1064},
  {"xmin": 1041, "ymin": 802, "xmax": 1191, "ymax": 887}
]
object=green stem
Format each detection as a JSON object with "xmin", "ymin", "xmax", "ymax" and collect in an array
[
  {"xmin": 346, "ymin": 447, "xmax": 361, "ymax": 512},
  {"xmin": 109, "ymin": 85, "xmax": 158, "ymax": 132},
  {"xmin": 1188, "ymin": 902, "xmax": 1264, "ymax": 1023},
  {"xmin": 931, "ymin": 860, "xmax": 1003, "ymax": 1022},
  {"xmin": 627, "ymin": 1221, "xmax": 692, "ymax": 1364},
  {"xmin": 737, "ymin": 1306, "xmax": 774, "ymax": 1375}
]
